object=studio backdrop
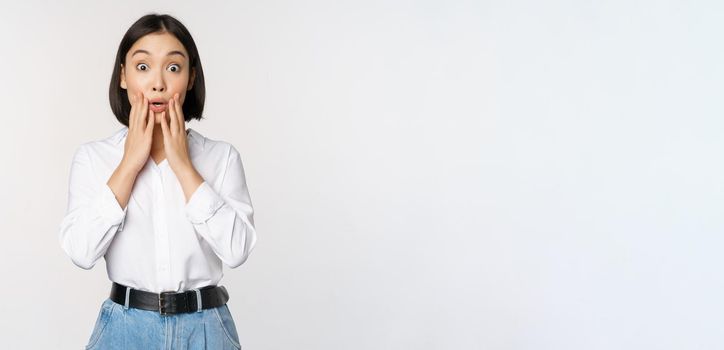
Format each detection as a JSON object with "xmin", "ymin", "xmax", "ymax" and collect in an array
[{"xmin": 0, "ymin": 0, "xmax": 721, "ymax": 349}]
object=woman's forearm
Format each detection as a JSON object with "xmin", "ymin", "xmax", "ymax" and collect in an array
[{"xmin": 106, "ymin": 160, "xmax": 140, "ymax": 210}]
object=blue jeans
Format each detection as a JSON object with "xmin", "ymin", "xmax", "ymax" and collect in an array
[{"xmin": 85, "ymin": 297, "xmax": 243, "ymax": 349}]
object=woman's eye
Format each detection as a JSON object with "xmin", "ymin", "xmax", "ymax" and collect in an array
[
  {"xmin": 136, "ymin": 63, "xmax": 148, "ymax": 71},
  {"xmin": 168, "ymin": 64, "xmax": 181, "ymax": 72}
]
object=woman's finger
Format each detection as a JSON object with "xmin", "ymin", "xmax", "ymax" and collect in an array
[
  {"xmin": 160, "ymin": 110, "xmax": 169, "ymax": 140},
  {"xmin": 128, "ymin": 92, "xmax": 137, "ymax": 129},
  {"xmin": 168, "ymin": 95, "xmax": 177, "ymax": 137},
  {"xmin": 134, "ymin": 92, "xmax": 144, "ymax": 130},
  {"xmin": 141, "ymin": 95, "xmax": 149, "ymax": 129},
  {"xmin": 145, "ymin": 98, "xmax": 154, "ymax": 136},
  {"xmin": 138, "ymin": 93, "xmax": 146, "ymax": 130},
  {"xmin": 174, "ymin": 93, "xmax": 184, "ymax": 134},
  {"xmin": 128, "ymin": 93, "xmax": 138, "ymax": 130}
]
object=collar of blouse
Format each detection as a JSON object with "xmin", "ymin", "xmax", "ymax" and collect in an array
[{"xmin": 112, "ymin": 126, "xmax": 205, "ymax": 151}]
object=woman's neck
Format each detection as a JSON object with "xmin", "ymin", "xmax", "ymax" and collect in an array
[{"xmin": 152, "ymin": 126, "xmax": 165, "ymax": 153}]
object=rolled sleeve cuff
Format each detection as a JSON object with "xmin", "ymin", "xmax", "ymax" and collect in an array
[
  {"xmin": 185, "ymin": 181, "xmax": 225, "ymax": 224},
  {"xmin": 97, "ymin": 183, "xmax": 128, "ymax": 230}
]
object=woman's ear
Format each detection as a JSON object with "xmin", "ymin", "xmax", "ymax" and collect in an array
[
  {"xmin": 120, "ymin": 64, "xmax": 127, "ymax": 90},
  {"xmin": 187, "ymin": 67, "xmax": 195, "ymax": 91}
]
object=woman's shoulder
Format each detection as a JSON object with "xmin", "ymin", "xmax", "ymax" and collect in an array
[
  {"xmin": 71, "ymin": 127, "xmax": 127, "ymax": 158},
  {"xmin": 87, "ymin": 127, "xmax": 128, "ymax": 154},
  {"xmin": 192, "ymin": 129, "xmax": 241, "ymax": 158},
  {"xmin": 189, "ymin": 130, "xmax": 246, "ymax": 175}
]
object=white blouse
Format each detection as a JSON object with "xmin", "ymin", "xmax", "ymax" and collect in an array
[{"xmin": 58, "ymin": 126, "xmax": 258, "ymax": 293}]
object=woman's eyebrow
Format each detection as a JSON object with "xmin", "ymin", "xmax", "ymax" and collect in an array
[{"xmin": 131, "ymin": 49, "xmax": 186, "ymax": 59}]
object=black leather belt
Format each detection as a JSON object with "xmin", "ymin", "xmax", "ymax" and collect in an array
[{"xmin": 109, "ymin": 282, "xmax": 229, "ymax": 315}]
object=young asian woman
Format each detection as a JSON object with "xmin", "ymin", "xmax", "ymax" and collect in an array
[{"xmin": 58, "ymin": 13, "xmax": 257, "ymax": 350}]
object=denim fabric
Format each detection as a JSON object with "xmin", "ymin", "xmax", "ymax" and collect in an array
[{"xmin": 85, "ymin": 297, "xmax": 243, "ymax": 349}]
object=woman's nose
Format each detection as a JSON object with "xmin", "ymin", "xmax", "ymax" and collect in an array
[{"xmin": 152, "ymin": 73, "xmax": 165, "ymax": 92}]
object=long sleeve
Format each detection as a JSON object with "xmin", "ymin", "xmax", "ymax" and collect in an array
[
  {"xmin": 184, "ymin": 145, "xmax": 258, "ymax": 268},
  {"xmin": 58, "ymin": 145, "xmax": 128, "ymax": 270}
]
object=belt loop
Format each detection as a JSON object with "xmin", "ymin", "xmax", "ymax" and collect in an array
[
  {"xmin": 193, "ymin": 288, "xmax": 202, "ymax": 312},
  {"xmin": 124, "ymin": 286, "xmax": 131, "ymax": 310}
]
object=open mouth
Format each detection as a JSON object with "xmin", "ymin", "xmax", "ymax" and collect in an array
[{"xmin": 149, "ymin": 101, "xmax": 167, "ymax": 112}]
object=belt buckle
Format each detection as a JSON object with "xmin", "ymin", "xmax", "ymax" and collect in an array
[{"xmin": 159, "ymin": 291, "xmax": 174, "ymax": 315}]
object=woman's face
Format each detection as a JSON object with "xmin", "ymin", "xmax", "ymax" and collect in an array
[{"xmin": 120, "ymin": 32, "xmax": 195, "ymax": 124}]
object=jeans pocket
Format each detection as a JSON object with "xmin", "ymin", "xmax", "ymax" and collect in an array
[
  {"xmin": 212, "ymin": 304, "xmax": 242, "ymax": 349},
  {"xmin": 85, "ymin": 298, "xmax": 116, "ymax": 349}
]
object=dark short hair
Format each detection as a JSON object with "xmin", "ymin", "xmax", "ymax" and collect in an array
[{"xmin": 109, "ymin": 13, "xmax": 205, "ymax": 125}]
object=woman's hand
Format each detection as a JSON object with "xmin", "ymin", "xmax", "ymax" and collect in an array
[
  {"xmin": 121, "ymin": 91, "xmax": 155, "ymax": 174},
  {"xmin": 160, "ymin": 92, "xmax": 204, "ymax": 202},
  {"xmin": 160, "ymin": 92, "xmax": 193, "ymax": 176}
]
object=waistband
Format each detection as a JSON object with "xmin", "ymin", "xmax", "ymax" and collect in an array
[{"xmin": 109, "ymin": 282, "xmax": 229, "ymax": 315}]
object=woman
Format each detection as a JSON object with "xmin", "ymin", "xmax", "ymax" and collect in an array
[{"xmin": 58, "ymin": 13, "xmax": 257, "ymax": 349}]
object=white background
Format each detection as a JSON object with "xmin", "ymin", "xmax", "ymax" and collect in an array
[{"xmin": 0, "ymin": 0, "xmax": 722, "ymax": 349}]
